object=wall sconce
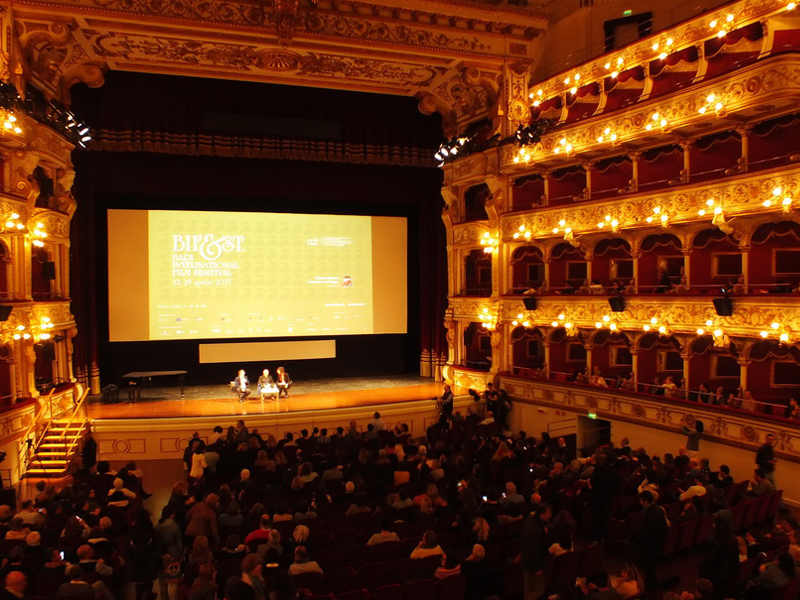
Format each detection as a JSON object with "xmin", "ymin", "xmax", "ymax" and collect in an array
[
  {"xmin": 31, "ymin": 222, "xmax": 48, "ymax": 248},
  {"xmin": 698, "ymin": 92, "xmax": 724, "ymax": 115},
  {"xmin": 645, "ymin": 112, "xmax": 668, "ymax": 132},
  {"xmin": 3, "ymin": 212, "xmax": 24, "ymax": 233},
  {"xmin": 596, "ymin": 126, "xmax": 618, "ymax": 145},
  {"xmin": 766, "ymin": 187, "xmax": 793, "ymax": 211},
  {"xmin": 479, "ymin": 307, "xmax": 498, "ymax": 330},
  {"xmin": 553, "ymin": 137, "xmax": 574, "ymax": 156},
  {"xmin": 643, "ymin": 316, "xmax": 670, "ymax": 336},
  {"xmin": 645, "ymin": 206, "xmax": 669, "ymax": 227},
  {"xmin": 759, "ymin": 321, "xmax": 794, "ymax": 345},
  {"xmin": 511, "ymin": 313, "xmax": 531, "ymax": 328},
  {"xmin": 597, "ymin": 214, "xmax": 620, "ymax": 232},
  {"xmin": 480, "ymin": 232, "xmax": 499, "ymax": 254},
  {"xmin": 551, "ymin": 313, "xmax": 579, "ymax": 337},
  {"xmin": 1, "ymin": 110, "xmax": 22, "ymax": 135},
  {"xmin": 513, "ymin": 225, "xmax": 533, "ymax": 240},
  {"xmin": 594, "ymin": 314, "xmax": 619, "ymax": 331}
]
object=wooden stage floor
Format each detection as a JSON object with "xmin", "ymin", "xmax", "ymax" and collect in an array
[{"xmin": 87, "ymin": 376, "xmax": 446, "ymax": 420}]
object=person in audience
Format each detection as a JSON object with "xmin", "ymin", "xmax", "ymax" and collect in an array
[
  {"xmin": 746, "ymin": 552, "xmax": 796, "ymax": 596},
  {"xmin": 748, "ymin": 468, "xmax": 774, "ymax": 498},
  {"xmin": 741, "ymin": 389, "xmax": 757, "ymax": 412},
  {"xmin": 649, "ymin": 376, "xmax": 665, "ymax": 396},
  {"xmin": 632, "ymin": 491, "xmax": 667, "ymax": 590},
  {"xmin": 188, "ymin": 562, "xmax": 217, "ymax": 600},
  {"xmin": 610, "ymin": 563, "xmax": 643, "ymax": 599},
  {"xmin": 4, "ymin": 519, "xmax": 28, "ymax": 541},
  {"xmin": 344, "ymin": 492, "xmax": 371, "ymax": 517},
  {"xmin": 662, "ymin": 375, "xmax": 678, "ymax": 398},
  {"xmin": 107, "ymin": 477, "xmax": 137, "ymax": 507},
  {"xmin": 410, "ymin": 530, "xmax": 443, "ymax": 559},
  {"xmin": 185, "ymin": 492, "xmax": 219, "ymax": 547},
  {"xmin": 590, "ymin": 366, "xmax": 608, "ymax": 388},
  {"xmin": 244, "ymin": 515, "xmax": 272, "ymax": 546},
  {"xmin": 188, "ymin": 536, "xmax": 214, "ymax": 565},
  {"xmin": 435, "ymin": 553, "xmax": 461, "ymax": 580},
  {"xmin": 0, "ymin": 571, "xmax": 26, "ymax": 600},
  {"xmin": 288, "ymin": 545, "xmax": 322, "ymax": 576},
  {"xmin": 227, "ymin": 553, "xmax": 266, "ymax": 600},
  {"xmin": 679, "ymin": 473, "xmax": 707, "ymax": 501},
  {"xmin": 756, "ymin": 433, "xmax": 778, "ymax": 490},
  {"xmin": 521, "ymin": 502, "xmax": 551, "ymax": 600},
  {"xmin": 785, "ymin": 398, "xmax": 800, "ymax": 420},
  {"xmin": 462, "ymin": 544, "xmax": 494, "ymax": 600},
  {"xmin": 367, "ymin": 518, "xmax": 400, "ymax": 546}
]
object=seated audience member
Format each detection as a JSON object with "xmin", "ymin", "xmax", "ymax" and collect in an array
[
  {"xmin": 745, "ymin": 552, "xmax": 796, "ymax": 596},
  {"xmin": 218, "ymin": 535, "xmax": 247, "ymax": 560},
  {"xmin": 188, "ymin": 536, "xmax": 214, "ymax": 565},
  {"xmin": 367, "ymin": 518, "xmax": 400, "ymax": 546},
  {"xmin": 679, "ymin": 474, "xmax": 707, "ymax": 501},
  {"xmin": 502, "ymin": 482, "xmax": 525, "ymax": 505},
  {"xmin": 0, "ymin": 571, "xmax": 26, "ymax": 600},
  {"xmin": 748, "ymin": 469, "xmax": 774, "ymax": 498},
  {"xmin": 435, "ymin": 553, "xmax": 462, "ymax": 580},
  {"xmin": 610, "ymin": 563, "xmax": 644, "ymax": 599},
  {"xmin": 55, "ymin": 564, "xmax": 102, "ymax": 600},
  {"xmin": 244, "ymin": 514, "xmax": 273, "ymax": 546},
  {"xmin": 14, "ymin": 501, "xmax": 40, "ymax": 527},
  {"xmin": 226, "ymin": 553, "xmax": 266, "ymax": 600},
  {"xmin": 188, "ymin": 562, "xmax": 217, "ymax": 600},
  {"xmin": 288, "ymin": 545, "xmax": 323, "ymax": 576},
  {"xmin": 3, "ymin": 519, "xmax": 29, "ymax": 541},
  {"xmin": 462, "ymin": 544, "xmax": 494, "ymax": 600},
  {"xmin": 410, "ymin": 530, "xmax": 444, "ymax": 559},
  {"xmin": 107, "ymin": 477, "xmax": 137, "ymax": 507},
  {"xmin": 344, "ymin": 492, "xmax": 371, "ymax": 517},
  {"xmin": 662, "ymin": 376, "xmax": 679, "ymax": 398},
  {"xmin": 590, "ymin": 366, "xmax": 608, "ymax": 388}
]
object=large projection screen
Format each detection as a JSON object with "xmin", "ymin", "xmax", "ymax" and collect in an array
[{"xmin": 108, "ymin": 209, "xmax": 407, "ymax": 342}]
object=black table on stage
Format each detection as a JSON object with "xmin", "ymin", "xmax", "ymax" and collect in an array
[{"xmin": 122, "ymin": 370, "xmax": 187, "ymax": 401}]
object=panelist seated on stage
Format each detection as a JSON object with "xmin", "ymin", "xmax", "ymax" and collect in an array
[
  {"xmin": 257, "ymin": 369, "xmax": 279, "ymax": 400},
  {"xmin": 231, "ymin": 369, "xmax": 251, "ymax": 403},
  {"xmin": 276, "ymin": 366, "xmax": 292, "ymax": 398}
]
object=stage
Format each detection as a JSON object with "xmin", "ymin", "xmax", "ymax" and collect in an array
[
  {"xmin": 87, "ymin": 375, "xmax": 448, "ymax": 420},
  {"xmin": 88, "ymin": 375, "xmax": 475, "ymax": 462}
]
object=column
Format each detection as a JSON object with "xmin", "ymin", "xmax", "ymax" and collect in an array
[
  {"xmin": 544, "ymin": 258, "xmax": 551, "ymax": 290},
  {"xmin": 585, "ymin": 251, "xmax": 593, "ymax": 285},
  {"xmin": 739, "ymin": 126, "xmax": 750, "ymax": 173},
  {"xmin": 680, "ymin": 141, "xmax": 693, "ymax": 184},
  {"xmin": 584, "ymin": 163, "xmax": 593, "ymax": 201},
  {"xmin": 7, "ymin": 359, "xmax": 17, "ymax": 401},
  {"xmin": 630, "ymin": 152, "xmax": 640, "ymax": 192},
  {"xmin": 584, "ymin": 339, "xmax": 593, "ymax": 373},
  {"xmin": 543, "ymin": 341, "xmax": 551, "ymax": 377},
  {"xmin": 682, "ymin": 248, "xmax": 691, "ymax": 287},
  {"xmin": 681, "ymin": 347, "xmax": 692, "ymax": 400},
  {"xmin": 543, "ymin": 172, "xmax": 551, "ymax": 206},
  {"xmin": 740, "ymin": 245, "xmax": 750, "ymax": 293},
  {"xmin": 631, "ymin": 349, "xmax": 639, "ymax": 390},
  {"xmin": 631, "ymin": 252, "xmax": 641, "ymax": 292},
  {"xmin": 738, "ymin": 358, "xmax": 749, "ymax": 391}
]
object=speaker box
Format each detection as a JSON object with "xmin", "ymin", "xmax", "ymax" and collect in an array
[
  {"xmin": 523, "ymin": 297, "xmax": 538, "ymax": 310},
  {"xmin": 463, "ymin": 330, "xmax": 474, "ymax": 346},
  {"xmin": 713, "ymin": 297, "xmax": 734, "ymax": 316},
  {"xmin": 42, "ymin": 261, "xmax": 56, "ymax": 280},
  {"xmin": 0, "ymin": 306, "xmax": 12, "ymax": 321},
  {"xmin": 608, "ymin": 296, "xmax": 626, "ymax": 312}
]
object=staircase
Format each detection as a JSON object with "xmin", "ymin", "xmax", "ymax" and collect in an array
[{"xmin": 24, "ymin": 419, "xmax": 88, "ymax": 477}]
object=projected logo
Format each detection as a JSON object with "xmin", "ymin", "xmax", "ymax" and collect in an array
[{"xmin": 172, "ymin": 235, "xmax": 245, "ymax": 261}]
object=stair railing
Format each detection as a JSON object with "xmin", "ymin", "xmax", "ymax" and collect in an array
[
  {"xmin": 61, "ymin": 385, "xmax": 90, "ymax": 461},
  {"xmin": 17, "ymin": 388, "xmax": 56, "ymax": 473}
]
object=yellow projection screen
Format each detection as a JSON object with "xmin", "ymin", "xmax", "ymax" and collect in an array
[{"xmin": 107, "ymin": 209, "xmax": 407, "ymax": 342}]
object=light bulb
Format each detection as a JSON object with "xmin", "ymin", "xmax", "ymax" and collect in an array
[
  {"xmin": 564, "ymin": 322, "xmax": 573, "ymax": 329},
  {"xmin": 706, "ymin": 320, "xmax": 713, "ymax": 327},
  {"xmin": 512, "ymin": 320, "xmax": 518, "ymax": 326},
  {"xmin": 726, "ymin": 13, "xmax": 734, "ymax": 22},
  {"xmin": 660, "ymin": 214, "xmax": 668, "ymax": 222},
  {"xmin": 552, "ymin": 228, "xmax": 559, "ymax": 234},
  {"xmin": 643, "ymin": 325, "xmax": 651, "ymax": 332},
  {"xmin": 707, "ymin": 94, "xmax": 716, "ymax": 103},
  {"xmin": 714, "ymin": 206, "xmax": 723, "ymax": 215},
  {"xmin": 598, "ymin": 222, "xmax": 605, "ymax": 228},
  {"xmin": 605, "ymin": 215, "xmax": 611, "ymax": 221},
  {"xmin": 783, "ymin": 197, "xmax": 793, "ymax": 206},
  {"xmin": 699, "ymin": 107, "xmax": 707, "ymax": 114},
  {"xmin": 773, "ymin": 187, "xmax": 782, "ymax": 196},
  {"xmin": 609, "ymin": 323, "xmax": 617, "ymax": 331},
  {"xmin": 603, "ymin": 315, "xmax": 610, "ymax": 322},
  {"xmin": 760, "ymin": 331, "xmax": 769, "ymax": 338},
  {"xmin": 650, "ymin": 317, "xmax": 658, "ymax": 324},
  {"xmin": 707, "ymin": 199, "xmax": 715, "ymax": 206},
  {"xmin": 772, "ymin": 322, "xmax": 780, "ymax": 329},
  {"xmin": 714, "ymin": 329, "xmax": 722, "ymax": 337},
  {"xmin": 658, "ymin": 326, "xmax": 667, "ymax": 334},
  {"xmin": 558, "ymin": 314, "xmax": 565, "ymax": 320},
  {"xmin": 559, "ymin": 219, "xmax": 566, "ymax": 227},
  {"xmin": 697, "ymin": 329, "xmax": 705, "ymax": 335},
  {"xmin": 595, "ymin": 322, "xmax": 603, "ymax": 329},
  {"xmin": 551, "ymin": 321, "xmax": 558, "ymax": 327},
  {"xmin": 522, "ymin": 321, "xmax": 530, "ymax": 327},
  {"xmin": 763, "ymin": 200, "xmax": 772, "ymax": 207},
  {"xmin": 611, "ymin": 219, "xmax": 619, "ymax": 227},
  {"xmin": 780, "ymin": 333, "xmax": 789, "ymax": 342},
  {"xmin": 698, "ymin": 210, "xmax": 706, "ymax": 216},
  {"xmin": 709, "ymin": 20, "xmax": 717, "ymax": 28}
]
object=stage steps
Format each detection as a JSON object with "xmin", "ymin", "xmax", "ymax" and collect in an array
[{"xmin": 24, "ymin": 419, "xmax": 88, "ymax": 477}]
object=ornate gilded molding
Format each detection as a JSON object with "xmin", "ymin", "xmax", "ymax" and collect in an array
[
  {"xmin": 496, "ymin": 372, "xmax": 800, "ymax": 464},
  {"xmin": 447, "ymin": 295, "xmax": 800, "ymax": 342},
  {"xmin": 530, "ymin": 0, "xmax": 790, "ymax": 100},
  {"xmin": 499, "ymin": 163, "xmax": 800, "ymax": 241},
  {"xmin": 504, "ymin": 55, "xmax": 800, "ymax": 173}
]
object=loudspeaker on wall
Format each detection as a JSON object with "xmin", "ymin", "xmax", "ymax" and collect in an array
[
  {"xmin": 608, "ymin": 296, "xmax": 626, "ymax": 312},
  {"xmin": 523, "ymin": 297, "xmax": 538, "ymax": 310},
  {"xmin": 713, "ymin": 298, "xmax": 734, "ymax": 316}
]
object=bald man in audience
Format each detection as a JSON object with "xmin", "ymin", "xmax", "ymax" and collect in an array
[{"xmin": 0, "ymin": 572, "xmax": 26, "ymax": 600}]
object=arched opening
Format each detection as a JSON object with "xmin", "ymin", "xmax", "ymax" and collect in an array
[
  {"xmin": 549, "ymin": 242, "xmax": 586, "ymax": 292},
  {"xmin": 33, "ymin": 341, "xmax": 55, "ymax": 392},
  {"xmin": 690, "ymin": 228, "xmax": 740, "ymax": 293},
  {"xmin": 463, "ymin": 322, "xmax": 492, "ymax": 371},
  {"xmin": 510, "ymin": 326, "xmax": 545, "ymax": 376},
  {"xmin": 511, "ymin": 175, "xmax": 545, "ymax": 211},
  {"xmin": 639, "ymin": 233, "xmax": 682, "ymax": 293},
  {"xmin": 590, "ymin": 330, "xmax": 632, "ymax": 385},
  {"xmin": 592, "ymin": 238, "xmax": 632, "ymax": 288},
  {"xmin": 463, "ymin": 184, "xmax": 489, "ymax": 222},
  {"xmin": 31, "ymin": 246, "xmax": 54, "ymax": 300},
  {"xmin": 749, "ymin": 221, "xmax": 800, "ymax": 293},
  {"xmin": 511, "ymin": 246, "xmax": 544, "ymax": 294},
  {"xmin": 464, "ymin": 249, "xmax": 492, "ymax": 297},
  {"xmin": 637, "ymin": 333, "xmax": 683, "ymax": 394},
  {"xmin": 548, "ymin": 327, "xmax": 586, "ymax": 382},
  {"xmin": 688, "ymin": 336, "xmax": 740, "ymax": 402},
  {"xmin": 747, "ymin": 341, "xmax": 800, "ymax": 415}
]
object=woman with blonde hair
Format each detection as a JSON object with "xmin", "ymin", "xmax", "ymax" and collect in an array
[
  {"xmin": 492, "ymin": 441, "xmax": 514, "ymax": 462},
  {"xmin": 611, "ymin": 563, "xmax": 644, "ymax": 598},
  {"xmin": 293, "ymin": 524, "xmax": 310, "ymax": 544},
  {"xmin": 419, "ymin": 496, "xmax": 435, "ymax": 516},
  {"xmin": 472, "ymin": 517, "xmax": 490, "ymax": 543}
]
